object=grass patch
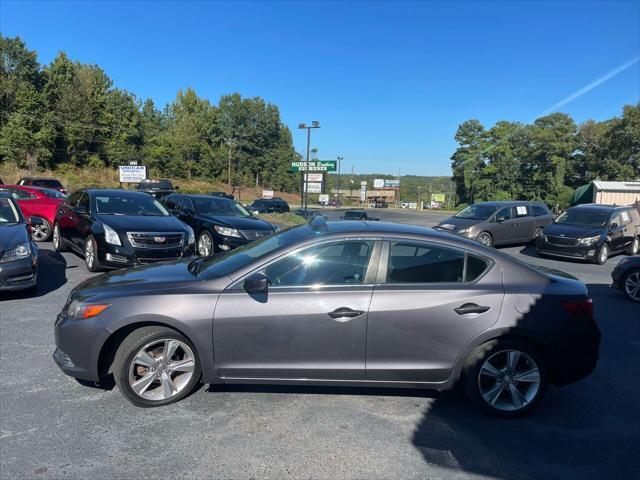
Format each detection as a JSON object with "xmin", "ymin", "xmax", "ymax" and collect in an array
[{"xmin": 258, "ymin": 212, "xmax": 307, "ymax": 228}]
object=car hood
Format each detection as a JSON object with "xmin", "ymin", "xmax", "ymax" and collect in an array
[
  {"xmin": 543, "ymin": 223, "xmax": 602, "ymax": 238},
  {"xmin": 437, "ymin": 217, "xmax": 484, "ymax": 230},
  {"xmin": 199, "ymin": 214, "xmax": 274, "ymax": 230},
  {"xmin": 72, "ymin": 258, "xmax": 205, "ymax": 299},
  {"xmin": 95, "ymin": 214, "xmax": 188, "ymax": 233},
  {"xmin": 0, "ymin": 223, "xmax": 30, "ymax": 251}
]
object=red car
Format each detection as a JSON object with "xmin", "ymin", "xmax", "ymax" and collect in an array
[
  {"xmin": 0, "ymin": 185, "xmax": 67, "ymax": 241},
  {"xmin": 18, "ymin": 177, "xmax": 67, "ymax": 195}
]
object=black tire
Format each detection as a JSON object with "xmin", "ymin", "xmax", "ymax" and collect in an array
[
  {"xmin": 627, "ymin": 236, "xmax": 640, "ymax": 256},
  {"xmin": 31, "ymin": 217, "xmax": 51, "ymax": 242},
  {"xmin": 197, "ymin": 230, "xmax": 214, "ymax": 256},
  {"xmin": 52, "ymin": 223, "xmax": 66, "ymax": 252},
  {"xmin": 462, "ymin": 339, "xmax": 547, "ymax": 418},
  {"xmin": 595, "ymin": 243, "xmax": 609, "ymax": 265},
  {"xmin": 532, "ymin": 227, "xmax": 544, "ymax": 243},
  {"xmin": 622, "ymin": 269, "xmax": 640, "ymax": 303},
  {"xmin": 112, "ymin": 326, "xmax": 202, "ymax": 407},
  {"xmin": 476, "ymin": 231, "xmax": 493, "ymax": 247},
  {"xmin": 84, "ymin": 235, "xmax": 101, "ymax": 272}
]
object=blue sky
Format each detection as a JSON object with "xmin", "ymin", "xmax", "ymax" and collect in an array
[{"xmin": 1, "ymin": 1, "xmax": 639, "ymax": 176}]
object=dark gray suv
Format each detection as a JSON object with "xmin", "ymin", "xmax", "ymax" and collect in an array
[
  {"xmin": 435, "ymin": 201, "xmax": 554, "ymax": 247},
  {"xmin": 54, "ymin": 219, "xmax": 600, "ymax": 416}
]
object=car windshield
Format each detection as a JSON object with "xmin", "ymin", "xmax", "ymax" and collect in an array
[
  {"xmin": 193, "ymin": 197, "xmax": 250, "ymax": 217},
  {"xmin": 36, "ymin": 188, "xmax": 67, "ymax": 199},
  {"xmin": 32, "ymin": 179, "xmax": 62, "ymax": 188},
  {"xmin": 344, "ymin": 211, "xmax": 363, "ymax": 218},
  {"xmin": 455, "ymin": 204, "xmax": 500, "ymax": 220},
  {"xmin": 554, "ymin": 210, "xmax": 608, "ymax": 228},
  {"xmin": 191, "ymin": 225, "xmax": 313, "ymax": 278},
  {"xmin": 0, "ymin": 198, "xmax": 20, "ymax": 224},
  {"xmin": 138, "ymin": 180, "xmax": 172, "ymax": 190},
  {"xmin": 94, "ymin": 193, "xmax": 170, "ymax": 216}
]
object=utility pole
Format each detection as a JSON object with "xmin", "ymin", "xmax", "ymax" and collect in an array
[
  {"xmin": 418, "ymin": 186, "xmax": 422, "ymax": 211},
  {"xmin": 298, "ymin": 121, "xmax": 320, "ymax": 211}
]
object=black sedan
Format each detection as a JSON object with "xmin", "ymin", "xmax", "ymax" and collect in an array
[
  {"xmin": 0, "ymin": 193, "xmax": 42, "ymax": 292},
  {"xmin": 52, "ymin": 189, "xmax": 195, "ymax": 271},
  {"xmin": 162, "ymin": 194, "xmax": 276, "ymax": 256},
  {"xmin": 612, "ymin": 256, "xmax": 640, "ymax": 302}
]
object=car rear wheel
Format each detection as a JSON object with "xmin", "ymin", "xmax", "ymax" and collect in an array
[
  {"xmin": 84, "ymin": 236, "xmax": 101, "ymax": 272},
  {"xmin": 197, "ymin": 231, "xmax": 213, "ymax": 256},
  {"xmin": 623, "ymin": 269, "xmax": 640, "ymax": 302},
  {"xmin": 476, "ymin": 232, "xmax": 493, "ymax": 247},
  {"xmin": 463, "ymin": 339, "xmax": 547, "ymax": 417},
  {"xmin": 52, "ymin": 223, "xmax": 65, "ymax": 252},
  {"xmin": 112, "ymin": 326, "xmax": 202, "ymax": 407},
  {"xmin": 596, "ymin": 243, "xmax": 609, "ymax": 265},
  {"xmin": 627, "ymin": 237, "xmax": 640, "ymax": 256},
  {"xmin": 31, "ymin": 217, "xmax": 51, "ymax": 242}
]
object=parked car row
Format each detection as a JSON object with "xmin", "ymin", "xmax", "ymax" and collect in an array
[{"xmin": 435, "ymin": 201, "xmax": 640, "ymax": 265}]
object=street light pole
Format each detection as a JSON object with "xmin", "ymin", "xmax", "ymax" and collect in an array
[
  {"xmin": 337, "ymin": 156, "xmax": 343, "ymax": 206},
  {"xmin": 298, "ymin": 121, "xmax": 320, "ymax": 212}
]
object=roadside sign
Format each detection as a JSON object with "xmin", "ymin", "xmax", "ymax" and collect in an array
[
  {"xmin": 373, "ymin": 179, "xmax": 384, "ymax": 188},
  {"xmin": 128, "ymin": 160, "xmax": 138, "ymax": 166},
  {"xmin": 305, "ymin": 173, "xmax": 323, "ymax": 182},
  {"xmin": 359, "ymin": 184, "xmax": 367, "ymax": 202},
  {"xmin": 319, "ymin": 194, "xmax": 329, "ymax": 204},
  {"xmin": 119, "ymin": 165, "xmax": 147, "ymax": 183},
  {"xmin": 360, "ymin": 181, "xmax": 367, "ymax": 186},
  {"xmin": 384, "ymin": 179, "xmax": 400, "ymax": 188},
  {"xmin": 304, "ymin": 182, "xmax": 322, "ymax": 193},
  {"xmin": 262, "ymin": 190, "xmax": 274, "ymax": 199},
  {"xmin": 431, "ymin": 193, "xmax": 446, "ymax": 202},
  {"xmin": 291, "ymin": 160, "xmax": 337, "ymax": 172}
]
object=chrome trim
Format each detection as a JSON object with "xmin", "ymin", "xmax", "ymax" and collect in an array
[{"xmin": 126, "ymin": 231, "xmax": 184, "ymax": 249}]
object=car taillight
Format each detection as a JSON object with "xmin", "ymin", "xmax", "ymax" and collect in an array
[{"xmin": 561, "ymin": 298, "xmax": 593, "ymax": 317}]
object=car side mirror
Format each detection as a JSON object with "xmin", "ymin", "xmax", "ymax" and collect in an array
[
  {"xmin": 244, "ymin": 273, "xmax": 269, "ymax": 294},
  {"xmin": 610, "ymin": 222, "xmax": 618, "ymax": 229},
  {"xmin": 73, "ymin": 206, "xmax": 87, "ymax": 215}
]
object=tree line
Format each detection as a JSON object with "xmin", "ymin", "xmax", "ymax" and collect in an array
[
  {"xmin": 451, "ymin": 105, "xmax": 640, "ymax": 208},
  {"xmin": 0, "ymin": 35, "xmax": 302, "ymax": 192}
]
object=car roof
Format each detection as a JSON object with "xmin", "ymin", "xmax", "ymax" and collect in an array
[
  {"xmin": 473, "ymin": 200, "xmax": 532, "ymax": 206},
  {"xmin": 85, "ymin": 188, "xmax": 150, "ymax": 196},
  {"xmin": 568, "ymin": 203, "xmax": 623, "ymax": 212},
  {"xmin": 176, "ymin": 194, "xmax": 235, "ymax": 202}
]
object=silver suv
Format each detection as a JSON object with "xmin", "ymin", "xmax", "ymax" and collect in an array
[{"xmin": 435, "ymin": 201, "xmax": 555, "ymax": 247}]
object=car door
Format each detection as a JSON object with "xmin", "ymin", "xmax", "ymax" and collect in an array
[
  {"xmin": 176, "ymin": 197, "xmax": 196, "ymax": 228},
  {"xmin": 490, "ymin": 207, "xmax": 515, "ymax": 244},
  {"xmin": 619, "ymin": 209, "xmax": 634, "ymax": 249},
  {"xmin": 70, "ymin": 192, "xmax": 92, "ymax": 249},
  {"xmin": 11, "ymin": 188, "xmax": 38, "ymax": 218},
  {"xmin": 608, "ymin": 212, "xmax": 625, "ymax": 252},
  {"xmin": 212, "ymin": 239, "xmax": 380, "ymax": 380},
  {"xmin": 512, "ymin": 205, "xmax": 534, "ymax": 241},
  {"xmin": 57, "ymin": 191, "xmax": 83, "ymax": 245},
  {"xmin": 366, "ymin": 240, "xmax": 503, "ymax": 383}
]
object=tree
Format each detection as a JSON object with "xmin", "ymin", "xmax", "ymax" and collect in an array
[{"xmin": 451, "ymin": 119, "xmax": 487, "ymax": 204}]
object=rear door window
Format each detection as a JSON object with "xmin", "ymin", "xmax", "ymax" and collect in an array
[
  {"xmin": 531, "ymin": 205, "xmax": 548, "ymax": 216},
  {"xmin": 620, "ymin": 210, "xmax": 631, "ymax": 225}
]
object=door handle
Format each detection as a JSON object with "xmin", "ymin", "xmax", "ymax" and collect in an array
[
  {"xmin": 328, "ymin": 307, "xmax": 364, "ymax": 321},
  {"xmin": 512, "ymin": 223, "xmax": 519, "ymax": 227},
  {"xmin": 454, "ymin": 303, "xmax": 491, "ymax": 315}
]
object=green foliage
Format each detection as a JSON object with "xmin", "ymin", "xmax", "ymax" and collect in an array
[
  {"xmin": 451, "ymin": 106, "xmax": 640, "ymax": 209},
  {"xmin": 0, "ymin": 36, "xmax": 300, "ymax": 192}
]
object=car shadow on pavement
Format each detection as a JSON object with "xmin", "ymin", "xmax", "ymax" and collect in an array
[
  {"xmin": 1, "ymin": 249, "xmax": 68, "ymax": 300},
  {"xmin": 411, "ymin": 282, "xmax": 639, "ymax": 480}
]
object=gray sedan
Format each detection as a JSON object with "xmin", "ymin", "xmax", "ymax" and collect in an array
[{"xmin": 54, "ymin": 218, "xmax": 600, "ymax": 417}]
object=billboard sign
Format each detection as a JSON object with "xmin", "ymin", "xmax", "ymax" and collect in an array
[
  {"xmin": 373, "ymin": 179, "xmax": 384, "ymax": 189},
  {"xmin": 304, "ymin": 182, "xmax": 322, "ymax": 193},
  {"xmin": 262, "ymin": 190, "xmax": 274, "ymax": 199},
  {"xmin": 359, "ymin": 184, "xmax": 367, "ymax": 202},
  {"xmin": 291, "ymin": 161, "xmax": 337, "ymax": 172},
  {"xmin": 119, "ymin": 165, "xmax": 147, "ymax": 183},
  {"xmin": 384, "ymin": 179, "xmax": 400, "ymax": 188},
  {"xmin": 318, "ymin": 194, "xmax": 329, "ymax": 204},
  {"xmin": 305, "ymin": 173, "xmax": 323, "ymax": 182},
  {"xmin": 431, "ymin": 193, "xmax": 446, "ymax": 202}
]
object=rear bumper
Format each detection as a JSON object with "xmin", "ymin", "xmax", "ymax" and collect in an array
[
  {"xmin": 545, "ymin": 315, "xmax": 601, "ymax": 386},
  {"xmin": 0, "ymin": 255, "xmax": 38, "ymax": 291}
]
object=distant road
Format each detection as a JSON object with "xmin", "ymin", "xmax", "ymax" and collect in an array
[{"xmin": 318, "ymin": 207, "xmax": 451, "ymax": 226}]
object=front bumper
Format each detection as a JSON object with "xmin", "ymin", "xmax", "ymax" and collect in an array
[
  {"xmin": 0, "ymin": 254, "xmax": 38, "ymax": 291},
  {"xmin": 536, "ymin": 238, "xmax": 600, "ymax": 260},
  {"xmin": 97, "ymin": 242, "xmax": 195, "ymax": 269},
  {"xmin": 433, "ymin": 227, "xmax": 475, "ymax": 239}
]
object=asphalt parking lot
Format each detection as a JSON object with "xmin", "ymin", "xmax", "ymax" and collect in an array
[{"xmin": 1, "ymin": 210, "xmax": 639, "ymax": 480}]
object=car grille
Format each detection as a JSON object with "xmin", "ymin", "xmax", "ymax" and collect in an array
[
  {"xmin": 127, "ymin": 232, "xmax": 184, "ymax": 249},
  {"xmin": 546, "ymin": 235, "xmax": 578, "ymax": 247},
  {"xmin": 240, "ymin": 230, "xmax": 273, "ymax": 241}
]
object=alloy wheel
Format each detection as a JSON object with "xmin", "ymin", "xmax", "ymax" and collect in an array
[
  {"xmin": 85, "ymin": 240, "xmax": 95, "ymax": 269},
  {"xmin": 478, "ymin": 349, "xmax": 541, "ymax": 412},
  {"xmin": 31, "ymin": 219, "xmax": 50, "ymax": 241},
  {"xmin": 625, "ymin": 272, "xmax": 640, "ymax": 301},
  {"xmin": 600, "ymin": 245, "xmax": 608, "ymax": 264},
  {"xmin": 128, "ymin": 339, "xmax": 196, "ymax": 401},
  {"xmin": 53, "ymin": 225, "xmax": 60, "ymax": 248},
  {"xmin": 197, "ymin": 232, "xmax": 212, "ymax": 256},
  {"xmin": 631, "ymin": 238, "xmax": 639, "ymax": 255},
  {"xmin": 477, "ymin": 232, "xmax": 492, "ymax": 247}
]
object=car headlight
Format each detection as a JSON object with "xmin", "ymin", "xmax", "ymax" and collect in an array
[
  {"xmin": 214, "ymin": 225, "xmax": 241, "ymax": 238},
  {"xmin": 67, "ymin": 300, "xmax": 110, "ymax": 320},
  {"xmin": 457, "ymin": 228, "xmax": 471, "ymax": 235},
  {"xmin": 578, "ymin": 235, "xmax": 601, "ymax": 245},
  {"xmin": 103, "ymin": 224, "xmax": 121, "ymax": 246},
  {"xmin": 187, "ymin": 227, "xmax": 195, "ymax": 245},
  {"xmin": 0, "ymin": 242, "xmax": 31, "ymax": 263}
]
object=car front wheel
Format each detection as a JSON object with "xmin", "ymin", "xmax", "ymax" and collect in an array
[
  {"xmin": 31, "ymin": 218, "xmax": 51, "ymax": 242},
  {"xmin": 596, "ymin": 243, "xmax": 609, "ymax": 265},
  {"xmin": 463, "ymin": 340, "xmax": 547, "ymax": 417},
  {"xmin": 52, "ymin": 223, "xmax": 65, "ymax": 252},
  {"xmin": 197, "ymin": 231, "xmax": 214, "ymax": 256},
  {"xmin": 84, "ymin": 236, "xmax": 101, "ymax": 272},
  {"xmin": 476, "ymin": 232, "xmax": 493, "ymax": 247},
  {"xmin": 627, "ymin": 237, "xmax": 639, "ymax": 256},
  {"xmin": 623, "ymin": 269, "xmax": 640, "ymax": 302},
  {"xmin": 112, "ymin": 326, "xmax": 202, "ymax": 407}
]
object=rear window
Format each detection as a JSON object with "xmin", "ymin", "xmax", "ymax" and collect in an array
[
  {"xmin": 531, "ymin": 205, "xmax": 549, "ymax": 216},
  {"xmin": 32, "ymin": 179, "xmax": 62, "ymax": 188}
]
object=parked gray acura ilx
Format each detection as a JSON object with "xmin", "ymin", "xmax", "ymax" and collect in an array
[{"xmin": 54, "ymin": 218, "xmax": 600, "ymax": 416}]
